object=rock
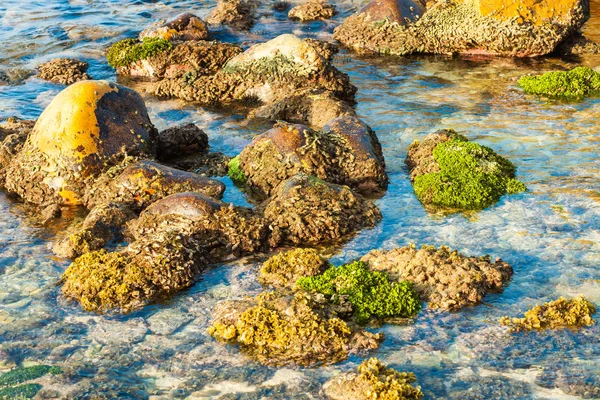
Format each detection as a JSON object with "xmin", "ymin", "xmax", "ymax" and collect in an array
[
  {"xmin": 518, "ymin": 66, "xmax": 600, "ymax": 101},
  {"xmin": 258, "ymin": 248, "xmax": 330, "ymax": 289},
  {"xmin": 40, "ymin": 203, "xmax": 62, "ymax": 224},
  {"xmin": 157, "ymin": 123, "xmax": 209, "ymax": 161},
  {"xmin": 288, "ymin": 0, "xmax": 336, "ymax": 21},
  {"xmin": 303, "ymin": 39, "xmax": 339, "ymax": 61},
  {"xmin": 555, "ymin": 32, "xmax": 600, "ymax": 55},
  {"xmin": 207, "ymin": 291, "xmax": 383, "ymax": 367},
  {"xmin": 141, "ymin": 192, "xmax": 223, "ymax": 219},
  {"xmin": 323, "ymin": 358, "xmax": 424, "ymax": 400},
  {"xmin": 139, "ymin": 13, "xmax": 209, "ymax": 42},
  {"xmin": 405, "ymin": 130, "xmax": 526, "ymax": 211},
  {"xmin": 4, "ymin": 80, "xmax": 156, "ymax": 206},
  {"xmin": 334, "ymin": 0, "xmax": 590, "ymax": 57},
  {"xmin": 207, "ymin": 0, "xmax": 259, "ymax": 30},
  {"xmin": 361, "ymin": 244, "xmax": 514, "ymax": 311},
  {"xmin": 263, "ymin": 174, "xmax": 382, "ymax": 246},
  {"xmin": 147, "ymin": 308, "xmax": 194, "ymax": 336},
  {"xmin": 0, "ymin": 119, "xmax": 33, "ymax": 186},
  {"xmin": 0, "ymin": 68, "xmax": 33, "ymax": 86},
  {"xmin": 37, "ymin": 58, "xmax": 91, "ymax": 85}
]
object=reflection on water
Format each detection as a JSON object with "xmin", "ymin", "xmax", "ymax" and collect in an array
[{"xmin": 0, "ymin": 0, "xmax": 599, "ymax": 398}]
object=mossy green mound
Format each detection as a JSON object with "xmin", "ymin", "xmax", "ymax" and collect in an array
[
  {"xmin": 518, "ymin": 66, "xmax": 600, "ymax": 100},
  {"xmin": 107, "ymin": 37, "xmax": 173, "ymax": 68},
  {"xmin": 412, "ymin": 135, "xmax": 526, "ymax": 210},
  {"xmin": 500, "ymin": 296, "xmax": 596, "ymax": 332},
  {"xmin": 227, "ymin": 155, "xmax": 246, "ymax": 184},
  {"xmin": 296, "ymin": 261, "xmax": 421, "ymax": 324},
  {"xmin": 0, "ymin": 365, "xmax": 62, "ymax": 400}
]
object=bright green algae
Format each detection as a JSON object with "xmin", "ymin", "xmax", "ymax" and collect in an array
[
  {"xmin": 518, "ymin": 66, "xmax": 600, "ymax": 100},
  {"xmin": 296, "ymin": 261, "xmax": 421, "ymax": 324},
  {"xmin": 0, "ymin": 365, "xmax": 62, "ymax": 399},
  {"xmin": 107, "ymin": 37, "xmax": 173, "ymax": 68},
  {"xmin": 413, "ymin": 136, "xmax": 526, "ymax": 210},
  {"xmin": 227, "ymin": 156, "xmax": 246, "ymax": 184}
]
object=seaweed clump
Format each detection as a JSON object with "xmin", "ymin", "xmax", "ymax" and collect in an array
[
  {"xmin": 107, "ymin": 37, "xmax": 173, "ymax": 68},
  {"xmin": 323, "ymin": 358, "xmax": 424, "ymax": 400},
  {"xmin": 259, "ymin": 248, "xmax": 330, "ymax": 289},
  {"xmin": 406, "ymin": 130, "xmax": 526, "ymax": 211},
  {"xmin": 518, "ymin": 66, "xmax": 600, "ymax": 100},
  {"xmin": 0, "ymin": 365, "xmax": 62, "ymax": 400},
  {"xmin": 297, "ymin": 261, "xmax": 421, "ymax": 324},
  {"xmin": 227, "ymin": 156, "xmax": 246, "ymax": 184},
  {"xmin": 500, "ymin": 296, "xmax": 596, "ymax": 332}
]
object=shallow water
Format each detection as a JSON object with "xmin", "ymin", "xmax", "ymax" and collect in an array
[{"xmin": 1, "ymin": 0, "xmax": 599, "ymax": 398}]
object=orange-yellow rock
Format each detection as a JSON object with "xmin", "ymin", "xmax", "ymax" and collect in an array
[{"xmin": 475, "ymin": 0, "xmax": 586, "ymax": 25}]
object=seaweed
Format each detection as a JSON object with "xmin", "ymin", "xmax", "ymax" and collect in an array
[{"xmin": 518, "ymin": 66, "xmax": 600, "ymax": 100}]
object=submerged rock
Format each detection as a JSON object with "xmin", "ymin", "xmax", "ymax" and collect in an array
[
  {"xmin": 156, "ymin": 123, "xmax": 209, "ymax": 161},
  {"xmin": 4, "ymin": 80, "xmax": 156, "ymax": 206},
  {"xmin": 334, "ymin": 0, "xmax": 591, "ymax": 57},
  {"xmin": 518, "ymin": 66, "xmax": 600, "ymax": 101},
  {"xmin": 361, "ymin": 244, "xmax": 513, "ymax": 311},
  {"xmin": 207, "ymin": 291, "xmax": 383, "ymax": 367},
  {"xmin": 323, "ymin": 358, "xmax": 424, "ymax": 400},
  {"xmin": 0, "ymin": 365, "xmax": 62, "ymax": 400},
  {"xmin": 500, "ymin": 296, "xmax": 596, "ymax": 331},
  {"xmin": 406, "ymin": 130, "xmax": 526, "ymax": 211},
  {"xmin": 258, "ymin": 248, "xmax": 330, "ymax": 289},
  {"xmin": 263, "ymin": 174, "xmax": 382, "ymax": 246},
  {"xmin": 139, "ymin": 13, "xmax": 209, "ymax": 42},
  {"xmin": 288, "ymin": 0, "xmax": 336, "ymax": 21},
  {"xmin": 37, "ymin": 58, "xmax": 91, "ymax": 85},
  {"xmin": 207, "ymin": 0, "xmax": 259, "ymax": 30}
]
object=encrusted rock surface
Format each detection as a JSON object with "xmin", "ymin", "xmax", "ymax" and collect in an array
[
  {"xmin": 156, "ymin": 123, "xmax": 209, "ymax": 161},
  {"xmin": 37, "ymin": 58, "xmax": 91, "ymax": 85},
  {"xmin": 288, "ymin": 0, "xmax": 336, "ymax": 21},
  {"xmin": 207, "ymin": 0, "xmax": 259, "ymax": 30},
  {"xmin": 258, "ymin": 248, "xmax": 330, "ymax": 289},
  {"xmin": 139, "ymin": 13, "xmax": 209, "ymax": 42}
]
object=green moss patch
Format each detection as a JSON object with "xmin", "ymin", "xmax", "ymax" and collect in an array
[
  {"xmin": 518, "ymin": 66, "xmax": 600, "ymax": 100},
  {"xmin": 107, "ymin": 37, "xmax": 173, "ymax": 68},
  {"xmin": 296, "ymin": 261, "xmax": 421, "ymax": 324},
  {"xmin": 0, "ymin": 365, "xmax": 62, "ymax": 400},
  {"xmin": 0, "ymin": 383, "xmax": 43, "ymax": 399},
  {"xmin": 227, "ymin": 156, "xmax": 246, "ymax": 184}
]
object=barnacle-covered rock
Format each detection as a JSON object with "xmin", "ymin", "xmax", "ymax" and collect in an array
[
  {"xmin": 236, "ymin": 119, "xmax": 387, "ymax": 199},
  {"xmin": 361, "ymin": 244, "xmax": 513, "ymax": 311},
  {"xmin": 518, "ymin": 66, "xmax": 600, "ymax": 101},
  {"xmin": 0, "ymin": 118, "xmax": 34, "ymax": 186},
  {"xmin": 207, "ymin": 291, "xmax": 383, "ymax": 367},
  {"xmin": 3, "ymin": 81, "xmax": 156, "ymax": 206},
  {"xmin": 288, "ymin": 0, "xmax": 336, "ymax": 21},
  {"xmin": 139, "ymin": 13, "xmax": 209, "ymax": 42},
  {"xmin": 259, "ymin": 248, "xmax": 330, "ymax": 289},
  {"xmin": 156, "ymin": 123, "xmax": 209, "ymax": 161},
  {"xmin": 500, "ymin": 296, "xmax": 596, "ymax": 332},
  {"xmin": 406, "ymin": 130, "xmax": 526, "ymax": 211},
  {"xmin": 304, "ymin": 38, "xmax": 339, "ymax": 61},
  {"xmin": 207, "ymin": 0, "xmax": 259, "ymax": 30},
  {"xmin": 323, "ymin": 358, "xmax": 424, "ymax": 400},
  {"xmin": 334, "ymin": 0, "xmax": 590, "ymax": 57},
  {"xmin": 37, "ymin": 58, "xmax": 91, "ymax": 85},
  {"xmin": 263, "ymin": 174, "xmax": 382, "ymax": 246}
]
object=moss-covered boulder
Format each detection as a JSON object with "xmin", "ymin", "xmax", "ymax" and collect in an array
[
  {"xmin": 263, "ymin": 174, "xmax": 382, "ymax": 246},
  {"xmin": 259, "ymin": 248, "xmax": 330, "ymax": 289},
  {"xmin": 323, "ymin": 358, "xmax": 424, "ymax": 400},
  {"xmin": 500, "ymin": 296, "xmax": 596, "ymax": 332},
  {"xmin": 206, "ymin": 0, "xmax": 259, "ymax": 30},
  {"xmin": 361, "ymin": 244, "xmax": 514, "ymax": 311},
  {"xmin": 406, "ymin": 130, "xmax": 526, "ymax": 211},
  {"xmin": 207, "ymin": 291, "xmax": 383, "ymax": 367},
  {"xmin": 156, "ymin": 123, "xmax": 209, "ymax": 161},
  {"xmin": 0, "ymin": 365, "xmax": 62, "ymax": 400},
  {"xmin": 37, "ymin": 58, "xmax": 91, "ymax": 85},
  {"xmin": 518, "ymin": 66, "xmax": 600, "ymax": 101},
  {"xmin": 334, "ymin": 0, "xmax": 591, "ymax": 57},
  {"xmin": 139, "ymin": 13, "xmax": 209, "ymax": 42},
  {"xmin": 4, "ymin": 81, "xmax": 156, "ymax": 206},
  {"xmin": 288, "ymin": 0, "xmax": 336, "ymax": 21}
]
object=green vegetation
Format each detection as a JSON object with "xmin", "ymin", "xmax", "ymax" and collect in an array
[
  {"xmin": 227, "ymin": 156, "xmax": 246, "ymax": 184},
  {"xmin": 518, "ymin": 66, "xmax": 600, "ymax": 100},
  {"xmin": 0, "ymin": 365, "xmax": 62, "ymax": 400},
  {"xmin": 413, "ymin": 136, "xmax": 526, "ymax": 210},
  {"xmin": 0, "ymin": 383, "xmax": 43, "ymax": 399},
  {"xmin": 296, "ymin": 261, "xmax": 421, "ymax": 324},
  {"xmin": 107, "ymin": 37, "xmax": 173, "ymax": 68}
]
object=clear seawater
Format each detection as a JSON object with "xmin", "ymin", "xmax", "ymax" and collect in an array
[{"xmin": 0, "ymin": 0, "xmax": 599, "ymax": 398}]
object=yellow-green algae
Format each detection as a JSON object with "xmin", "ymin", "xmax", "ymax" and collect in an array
[
  {"xmin": 296, "ymin": 261, "xmax": 421, "ymax": 324},
  {"xmin": 413, "ymin": 134, "xmax": 526, "ymax": 210},
  {"xmin": 258, "ymin": 248, "xmax": 330, "ymax": 289},
  {"xmin": 107, "ymin": 37, "xmax": 173, "ymax": 68},
  {"xmin": 518, "ymin": 66, "xmax": 600, "ymax": 100},
  {"xmin": 500, "ymin": 296, "xmax": 596, "ymax": 332},
  {"xmin": 226, "ymin": 155, "xmax": 246, "ymax": 184}
]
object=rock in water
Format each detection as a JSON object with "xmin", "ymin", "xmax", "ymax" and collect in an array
[
  {"xmin": 4, "ymin": 80, "xmax": 156, "ymax": 205},
  {"xmin": 37, "ymin": 58, "xmax": 91, "ymax": 85},
  {"xmin": 139, "ymin": 13, "xmax": 209, "ymax": 41},
  {"xmin": 288, "ymin": 0, "xmax": 336, "ymax": 21},
  {"xmin": 360, "ymin": 0, "xmax": 425, "ymax": 24},
  {"xmin": 207, "ymin": 0, "xmax": 259, "ymax": 30}
]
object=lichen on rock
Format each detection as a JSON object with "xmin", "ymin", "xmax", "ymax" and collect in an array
[
  {"xmin": 500, "ymin": 296, "xmax": 596, "ymax": 332},
  {"xmin": 288, "ymin": 0, "xmax": 336, "ymax": 21},
  {"xmin": 518, "ymin": 66, "xmax": 600, "ymax": 101},
  {"xmin": 259, "ymin": 248, "xmax": 330, "ymax": 289},
  {"xmin": 37, "ymin": 58, "xmax": 91, "ymax": 85}
]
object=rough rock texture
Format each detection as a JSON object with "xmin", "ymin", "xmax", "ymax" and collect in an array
[
  {"xmin": 500, "ymin": 296, "xmax": 596, "ymax": 331},
  {"xmin": 361, "ymin": 244, "xmax": 513, "ymax": 311},
  {"xmin": 139, "ymin": 13, "xmax": 209, "ymax": 42},
  {"xmin": 334, "ymin": 0, "xmax": 590, "ymax": 57},
  {"xmin": 207, "ymin": 0, "xmax": 259, "ymax": 30},
  {"xmin": 0, "ymin": 118, "xmax": 34, "ymax": 186},
  {"xmin": 4, "ymin": 81, "xmax": 156, "ymax": 206},
  {"xmin": 304, "ymin": 39, "xmax": 339, "ymax": 61},
  {"xmin": 258, "ymin": 248, "xmax": 330, "ymax": 289},
  {"xmin": 555, "ymin": 32, "xmax": 600, "ymax": 55},
  {"xmin": 156, "ymin": 123, "xmax": 209, "ymax": 161},
  {"xmin": 237, "ymin": 119, "xmax": 387, "ymax": 199},
  {"xmin": 37, "ymin": 58, "xmax": 91, "ymax": 85},
  {"xmin": 288, "ymin": 0, "xmax": 336, "ymax": 21},
  {"xmin": 154, "ymin": 34, "xmax": 356, "ymax": 106},
  {"xmin": 405, "ymin": 130, "xmax": 526, "ymax": 211},
  {"xmin": 207, "ymin": 291, "xmax": 383, "ymax": 367},
  {"xmin": 263, "ymin": 174, "xmax": 382, "ymax": 246},
  {"xmin": 323, "ymin": 358, "xmax": 424, "ymax": 400},
  {"xmin": 518, "ymin": 66, "xmax": 600, "ymax": 101}
]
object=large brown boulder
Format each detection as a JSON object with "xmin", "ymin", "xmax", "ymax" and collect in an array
[
  {"xmin": 206, "ymin": 0, "xmax": 259, "ymax": 30},
  {"xmin": 139, "ymin": 13, "xmax": 209, "ymax": 42}
]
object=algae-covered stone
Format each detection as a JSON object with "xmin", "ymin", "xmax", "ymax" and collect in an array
[
  {"xmin": 139, "ymin": 13, "xmax": 209, "ymax": 42},
  {"xmin": 361, "ymin": 244, "xmax": 513, "ymax": 311},
  {"xmin": 0, "ymin": 365, "xmax": 62, "ymax": 400},
  {"xmin": 323, "ymin": 358, "xmax": 424, "ymax": 400},
  {"xmin": 518, "ymin": 66, "xmax": 600, "ymax": 101},
  {"xmin": 263, "ymin": 174, "xmax": 382, "ymax": 246},
  {"xmin": 500, "ymin": 296, "xmax": 596, "ymax": 332},
  {"xmin": 259, "ymin": 248, "xmax": 330, "ymax": 289},
  {"xmin": 288, "ymin": 0, "xmax": 336, "ymax": 21},
  {"xmin": 37, "ymin": 58, "xmax": 91, "ymax": 85},
  {"xmin": 297, "ymin": 261, "xmax": 421, "ymax": 324},
  {"xmin": 207, "ymin": 0, "xmax": 259, "ymax": 30},
  {"xmin": 406, "ymin": 130, "xmax": 526, "ymax": 211},
  {"xmin": 157, "ymin": 123, "xmax": 209, "ymax": 161},
  {"xmin": 208, "ymin": 291, "xmax": 383, "ymax": 367},
  {"xmin": 107, "ymin": 37, "xmax": 173, "ymax": 69},
  {"xmin": 4, "ymin": 80, "xmax": 156, "ymax": 205}
]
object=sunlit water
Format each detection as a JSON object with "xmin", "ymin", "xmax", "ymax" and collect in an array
[{"xmin": 0, "ymin": 0, "xmax": 599, "ymax": 398}]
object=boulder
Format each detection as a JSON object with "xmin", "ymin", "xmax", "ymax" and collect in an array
[
  {"xmin": 206, "ymin": 0, "xmax": 259, "ymax": 30},
  {"xmin": 360, "ymin": 0, "xmax": 425, "ymax": 24},
  {"xmin": 156, "ymin": 123, "xmax": 209, "ymax": 161},
  {"xmin": 288, "ymin": 0, "xmax": 336, "ymax": 21},
  {"xmin": 139, "ymin": 13, "xmax": 209, "ymax": 42},
  {"xmin": 37, "ymin": 58, "xmax": 91, "ymax": 85},
  {"xmin": 258, "ymin": 248, "xmax": 330, "ymax": 289}
]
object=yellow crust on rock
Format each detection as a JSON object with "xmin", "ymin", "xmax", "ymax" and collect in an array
[{"xmin": 474, "ymin": 0, "xmax": 582, "ymax": 25}]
